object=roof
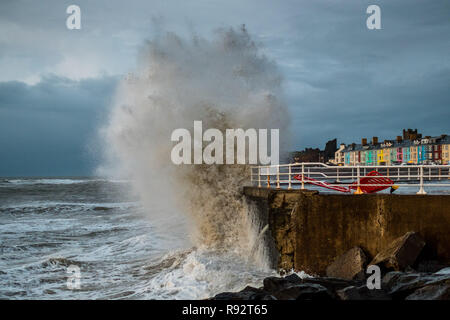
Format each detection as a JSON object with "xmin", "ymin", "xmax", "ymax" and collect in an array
[{"xmin": 341, "ymin": 134, "xmax": 449, "ymax": 152}]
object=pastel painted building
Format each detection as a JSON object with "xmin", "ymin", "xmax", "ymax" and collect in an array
[
  {"xmin": 336, "ymin": 130, "xmax": 450, "ymax": 166},
  {"xmin": 442, "ymin": 142, "xmax": 450, "ymax": 164}
]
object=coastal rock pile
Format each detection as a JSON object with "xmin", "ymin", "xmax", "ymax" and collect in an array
[
  {"xmin": 211, "ymin": 232, "xmax": 450, "ymax": 300},
  {"xmin": 326, "ymin": 246, "xmax": 368, "ymax": 280},
  {"xmin": 370, "ymin": 231, "xmax": 426, "ymax": 271}
]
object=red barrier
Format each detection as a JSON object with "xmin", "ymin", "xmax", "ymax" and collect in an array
[{"xmin": 293, "ymin": 170, "xmax": 394, "ymax": 194}]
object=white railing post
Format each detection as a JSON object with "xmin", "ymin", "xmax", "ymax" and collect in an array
[
  {"xmin": 336, "ymin": 167, "xmax": 340, "ymax": 183},
  {"xmin": 276, "ymin": 165, "xmax": 280, "ymax": 189},
  {"xmin": 417, "ymin": 165, "xmax": 427, "ymax": 195},
  {"xmin": 301, "ymin": 163, "xmax": 305, "ymax": 190},
  {"xmin": 288, "ymin": 164, "xmax": 292, "ymax": 190},
  {"xmin": 258, "ymin": 167, "xmax": 261, "ymax": 188}
]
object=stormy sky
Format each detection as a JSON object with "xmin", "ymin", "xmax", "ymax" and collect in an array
[{"xmin": 0, "ymin": 0, "xmax": 449, "ymax": 176}]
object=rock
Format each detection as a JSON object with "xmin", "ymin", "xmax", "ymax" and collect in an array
[
  {"xmin": 273, "ymin": 283, "xmax": 333, "ymax": 300},
  {"xmin": 262, "ymin": 274, "xmax": 345, "ymax": 300},
  {"xmin": 405, "ymin": 282, "xmax": 450, "ymax": 300},
  {"xmin": 385, "ymin": 272, "xmax": 450, "ymax": 299},
  {"xmin": 416, "ymin": 260, "xmax": 449, "ymax": 273},
  {"xmin": 326, "ymin": 247, "xmax": 368, "ymax": 280},
  {"xmin": 262, "ymin": 274, "xmax": 302, "ymax": 292},
  {"xmin": 300, "ymin": 277, "xmax": 361, "ymax": 292},
  {"xmin": 381, "ymin": 271, "xmax": 404, "ymax": 290},
  {"xmin": 370, "ymin": 232, "xmax": 425, "ymax": 271},
  {"xmin": 435, "ymin": 267, "xmax": 450, "ymax": 275},
  {"xmin": 284, "ymin": 273, "xmax": 303, "ymax": 283},
  {"xmin": 212, "ymin": 286, "xmax": 275, "ymax": 300},
  {"xmin": 336, "ymin": 285, "xmax": 391, "ymax": 300}
]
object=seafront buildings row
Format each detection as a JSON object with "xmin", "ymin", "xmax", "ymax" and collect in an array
[{"xmin": 333, "ymin": 129, "xmax": 450, "ymax": 166}]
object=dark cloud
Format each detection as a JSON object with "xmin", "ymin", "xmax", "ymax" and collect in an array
[
  {"xmin": 0, "ymin": 0, "xmax": 449, "ymax": 175},
  {"xmin": 0, "ymin": 76, "xmax": 118, "ymax": 176},
  {"xmin": 275, "ymin": 0, "xmax": 450, "ymax": 149}
]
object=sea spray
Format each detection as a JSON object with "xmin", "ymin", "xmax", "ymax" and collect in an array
[{"xmin": 100, "ymin": 26, "xmax": 290, "ymax": 270}]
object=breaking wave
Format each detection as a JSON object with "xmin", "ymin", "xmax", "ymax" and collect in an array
[{"xmin": 100, "ymin": 26, "xmax": 290, "ymax": 278}]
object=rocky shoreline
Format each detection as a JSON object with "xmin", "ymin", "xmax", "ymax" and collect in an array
[{"xmin": 210, "ymin": 232, "xmax": 450, "ymax": 300}]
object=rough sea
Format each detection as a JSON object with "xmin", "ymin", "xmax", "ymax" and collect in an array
[
  {"xmin": 0, "ymin": 178, "xmax": 276, "ymax": 300},
  {"xmin": 1, "ymin": 177, "xmax": 446, "ymax": 300}
]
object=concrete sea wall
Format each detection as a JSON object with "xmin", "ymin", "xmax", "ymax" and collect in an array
[{"xmin": 244, "ymin": 187, "xmax": 450, "ymax": 275}]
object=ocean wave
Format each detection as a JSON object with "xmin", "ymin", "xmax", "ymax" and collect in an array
[
  {"xmin": 139, "ymin": 248, "xmax": 277, "ymax": 299},
  {"xmin": 1, "ymin": 178, "xmax": 130, "ymax": 186},
  {"xmin": 0, "ymin": 201, "xmax": 139, "ymax": 212}
]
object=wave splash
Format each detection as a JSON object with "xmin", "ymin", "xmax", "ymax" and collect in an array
[{"xmin": 100, "ymin": 26, "xmax": 290, "ymax": 271}]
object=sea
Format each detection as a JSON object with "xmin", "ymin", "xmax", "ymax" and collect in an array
[
  {"xmin": 0, "ymin": 177, "xmax": 277, "ymax": 300},
  {"xmin": 1, "ymin": 177, "xmax": 446, "ymax": 300}
]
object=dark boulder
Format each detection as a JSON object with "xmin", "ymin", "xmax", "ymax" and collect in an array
[
  {"xmin": 405, "ymin": 281, "xmax": 450, "ymax": 300},
  {"xmin": 381, "ymin": 271, "xmax": 404, "ymax": 290},
  {"xmin": 273, "ymin": 283, "xmax": 333, "ymax": 300},
  {"xmin": 212, "ymin": 286, "xmax": 275, "ymax": 300},
  {"xmin": 370, "ymin": 232, "xmax": 425, "ymax": 271},
  {"xmin": 326, "ymin": 247, "xmax": 368, "ymax": 280},
  {"xmin": 262, "ymin": 273, "xmax": 304, "ymax": 292},
  {"xmin": 300, "ymin": 277, "xmax": 361, "ymax": 292},
  {"xmin": 435, "ymin": 267, "xmax": 450, "ymax": 275},
  {"xmin": 336, "ymin": 285, "xmax": 391, "ymax": 300},
  {"xmin": 416, "ymin": 261, "xmax": 449, "ymax": 273},
  {"xmin": 263, "ymin": 274, "xmax": 338, "ymax": 300},
  {"xmin": 383, "ymin": 271, "xmax": 450, "ymax": 299}
]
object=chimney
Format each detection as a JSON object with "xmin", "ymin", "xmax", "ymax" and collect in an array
[
  {"xmin": 362, "ymin": 138, "xmax": 367, "ymax": 146},
  {"xmin": 396, "ymin": 136, "xmax": 402, "ymax": 143},
  {"xmin": 372, "ymin": 136, "xmax": 378, "ymax": 145}
]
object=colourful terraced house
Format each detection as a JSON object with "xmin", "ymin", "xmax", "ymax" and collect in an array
[
  {"xmin": 402, "ymin": 146, "xmax": 411, "ymax": 163},
  {"xmin": 335, "ymin": 130, "xmax": 450, "ymax": 166},
  {"xmin": 418, "ymin": 145, "xmax": 427, "ymax": 163},
  {"xmin": 443, "ymin": 144, "xmax": 450, "ymax": 164}
]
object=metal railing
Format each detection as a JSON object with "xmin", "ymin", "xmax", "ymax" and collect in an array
[{"xmin": 250, "ymin": 163, "xmax": 450, "ymax": 195}]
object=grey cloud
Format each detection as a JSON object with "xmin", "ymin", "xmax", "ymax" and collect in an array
[
  {"xmin": 0, "ymin": 76, "xmax": 118, "ymax": 176},
  {"xmin": 0, "ymin": 0, "xmax": 449, "ymax": 174}
]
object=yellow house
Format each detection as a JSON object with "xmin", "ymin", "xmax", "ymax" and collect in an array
[
  {"xmin": 383, "ymin": 147, "xmax": 391, "ymax": 165},
  {"xmin": 377, "ymin": 149, "xmax": 384, "ymax": 164},
  {"xmin": 410, "ymin": 145, "xmax": 418, "ymax": 164},
  {"xmin": 442, "ymin": 144, "xmax": 450, "ymax": 164}
]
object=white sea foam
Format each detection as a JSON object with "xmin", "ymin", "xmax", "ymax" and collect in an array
[
  {"xmin": 141, "ymin": 248, "xmax": 277, "ymax": 299},
  {"xmin": 1, "ymin": 178, "xmax": 130, "ymax": 186},
  {"xmin": 0, "ymin": 200, "xmax": 139, "ymax": 210},
  {"xmin": 101, "ymin": 26, "xmax": 289, "ymax": 256},
  {"xmin": 5, "ymin": 179, "xmax": 89, "ymax": 185}
]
